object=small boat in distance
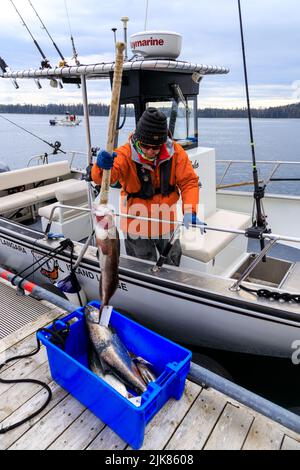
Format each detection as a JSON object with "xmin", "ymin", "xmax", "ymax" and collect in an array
[{"xmin": 49, "ymin": 112, "xmax": 81, "ymax": 126}]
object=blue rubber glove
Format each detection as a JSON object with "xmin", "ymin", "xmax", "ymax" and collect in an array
[
  {"xmin": 96, "ymin": 149, "xmax": 117, "ymax": 170},
  {"xmin": 183, "ymin": 213, "xmax": 206, "ymax": 235}
]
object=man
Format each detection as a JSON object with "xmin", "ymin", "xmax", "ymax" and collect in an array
[{"xmin": 91, "ymin": 107, "xmax": 205, "ymax": 266}]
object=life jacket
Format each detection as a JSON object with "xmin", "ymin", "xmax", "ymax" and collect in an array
[
  {"xmin": 127, "ymin": 159, "xmax": 175, "ymax": 200},
  {"xmin": 126, "ymin": 138, "xmax": 176, "ymax": 200}
]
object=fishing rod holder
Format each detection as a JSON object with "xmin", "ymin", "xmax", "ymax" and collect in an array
[
  {"xmin": 229, "ymin": 238, "xmax": 278, "ymax": 292},
  {"xmin": 151, "ymin": 224, "xmax": 182, "ymax": 273},
  {"xmin": 245, "ymin": 225, "xmax": 270, "ymax": 240}
]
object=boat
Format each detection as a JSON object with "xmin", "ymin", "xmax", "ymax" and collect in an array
[
  {"xmin": 49, "ymin": 112, "xmax": 81, "ymax": 126},
  {"xmin": 1, "ymin": 28, "xmax": 300, "ymax": 360}
]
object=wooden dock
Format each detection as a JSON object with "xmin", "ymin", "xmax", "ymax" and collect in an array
[{"xmin": 1, "ymin": 280, "xmax": 300, "ymax": 450}]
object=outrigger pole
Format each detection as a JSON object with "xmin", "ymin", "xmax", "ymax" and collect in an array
[
  {"xmin": 237, "ymin": 0, "xmax": 270, "ymax": 252},
  {"xmin": 64, "ymin": 0, "xmax": 80, "ymax": 66},
  {"xmin": 27, "ymin": 0, "xmax": 66, "ymax": 65},
  {"xmin": 9, "ymin": 0, "xmax": 50, "ymax": 70},
  {"xmin": 9, "ymin": 0, "xmax": 51, "ymax": 89},
  {"xmin": 80, "ymin": 74, "xmax": 96, "ymax": 243}
]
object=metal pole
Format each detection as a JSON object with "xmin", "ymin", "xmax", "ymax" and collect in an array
[
  {"xmin": 42, "ymin": 205, "xmax": 300, "ymax": 246},
  {"xmin": 80, "ymin": 74, "xmax": 96, "ymax": 245},
  {"xmin": 237, "ymin": 0, "xmax": 268, "ymax": 249},
  {"xmin": 144, "ymin": 0, "xmax": 149, "ymax": 30},
  {"xmin": 0, "ymin": 267, "xmax": 78, "ymax": 313},
  {"xmin": 189, "ymin": 362, "xmax": 300, "ymax": 437},
  {"xmin": 121, "ymin": 17, "xmax": 129, "ymax": 61},
  {"xmin": 112, "ymin": 28, "xmax": 117, "ymax": 47}
]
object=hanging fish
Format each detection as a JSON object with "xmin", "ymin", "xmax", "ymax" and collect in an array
[{"xmin": 93, "ymin": 204, "xmax": 120, "ymax": 318}]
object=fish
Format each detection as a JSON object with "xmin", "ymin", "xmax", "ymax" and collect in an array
[
  {"xmin": 93, "ymin": 204, "xmax": 120, "ymax": 318},
  {"xmin": 85, "ymin": 305, "xmax": 147, "ymax": 395},
  {"xmin": 89, "ymin": 348, "xmax": 128, "ymax": 398},
  {"xmin": 132, "ymin": 356, "xmax": 156, "ymax": 385}
]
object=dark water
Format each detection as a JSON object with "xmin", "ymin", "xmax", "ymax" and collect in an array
[
  {"xmin": 191, "ymin": 348, "xmax": 300, "ymax": 412},
  {"xmin": 1, "ymin": 113, "xmax": 300, "ymax": 411}
]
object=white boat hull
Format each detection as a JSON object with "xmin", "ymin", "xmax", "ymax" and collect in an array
[{"xmin": 1, "ymin": 226, "xmax": 299, "ymax": 359}]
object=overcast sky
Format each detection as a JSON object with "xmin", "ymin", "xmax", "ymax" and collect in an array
[{"xmin": 0, "ymin": 0, "xmax": 299, "ymax": 108}]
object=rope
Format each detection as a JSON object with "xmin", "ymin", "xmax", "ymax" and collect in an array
[
  {"xmin": 0, "ymin": 322, "xmax": 69, "ymax": 434},
  {"xmin": 239, "ymin": 284, "xmax": 300, "ymax": 303}
]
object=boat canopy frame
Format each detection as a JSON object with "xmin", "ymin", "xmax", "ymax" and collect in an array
[{"xmin": 0, "ymin": 58, "xmax": 229, "ymax": 81}]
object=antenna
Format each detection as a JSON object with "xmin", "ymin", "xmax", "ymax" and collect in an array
[
  {"xmin": 237, "ymin": 0, "xmax": 270, "ymax": 251},
  {"xmin": 112, "ymin": 28, "xmax": 117, "ymax": 47},
  {"xmin": 144, "ymin": 0, "xmax": 149, "ymax": 30},
  {"xmin": 121, "ymin": 17, "xmax": 129, "ymax": 61}
]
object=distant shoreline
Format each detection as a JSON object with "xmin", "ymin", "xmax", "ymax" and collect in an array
[{"xmin": 0, "ymin": 102, "xmax": 299, "ymax": 119}]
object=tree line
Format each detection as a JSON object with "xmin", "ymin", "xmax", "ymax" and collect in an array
[
  {"xmin": 0, "ymin": 102, "xmax": 300, "ymax": 118},
  {"xmin": 197, "ymin": 102, "xmax": 300, "ymax": 118}
]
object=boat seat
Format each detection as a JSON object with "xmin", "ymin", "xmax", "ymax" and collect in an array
[
  {"xmin": 180, "ymin": 209, "xmax": 251, "ymax": 263},
  {"xmin": 0, "ymin": 161, "xmax": 72, "ymax": 191},
  {"xmin": 0, "ymin": 161, "xmax": 79, "ymax": 215},
  {"xmin": 38, "ymin": 180, "xmax": 92, "ymax": 241},
  {"xmin": 0, "ymin": 192, "xmax": 37, "ymax": 213},
  {"xmin": 38, "ymin": 180, "xmax": 89, "ymax": 221},
  {"xmin": 0, "ymin": 179, "xmax": 78, "ymax": 215},
  {"xmin": 26, "ymin": 178, "xmax": 78, "ymax": 202}
]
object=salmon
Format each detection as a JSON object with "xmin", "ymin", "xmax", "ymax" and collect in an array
[
  {"xmin": 85, "ymin": 305, "xmax": 147, "ymax": 395},
  {"xmin": 93, "ymin": 205, "xmax": 120, "ymax": 318}
]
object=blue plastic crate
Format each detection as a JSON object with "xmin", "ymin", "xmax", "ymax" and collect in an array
[{"xmin": 37, "ymin": 301, "xmax": 191, "ymax": 449}]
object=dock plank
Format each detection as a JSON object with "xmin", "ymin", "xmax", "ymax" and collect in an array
[
  {"xmin": 138, "ymin": 380, "xmax": 201, "ymax": 450},
  {"xmin": 166, "ymin": 387, "xmax": 227, "ymax": 450},
  {"xmin": 0, "ymin": 348, "xmax": 47, "ymax": 397},
  {"xmin": 281, "ymin": 435, "xmax": 300, "ymax": 450},
  {"xmin": 0, "ymin": 306, "xmax": 66, "ymax": 354},
  {"xmin": 243, "ymin": 415, "xmax": 284, "ymax": 450},
  {"xmin": 0, "ymin": 380, "xmax": 68, "ymax": 450},
  {"xmin": 48, "ymin": 408, "xmax": 106, "ymax": 450},
  {"xmin": 204, "ymin": 402, "xmax": 253, "ymax": 450},
  {"xmin": 0, "ymin": 362, "xmax": 51, "ymax": 422},
  {"xmin": 9, "ymin": 394, "xmax": 86, "ymax": 450},
  {"xmin": 1, "ymin": 280, "xmax": 300, "ymax": 451},
  {"xmin": 87, "ymin": 426, "xmax": 127, "ymax": 451},
  {"xmin": 87, "ymin": 381, "xmax": 201, "ymax": 451}
]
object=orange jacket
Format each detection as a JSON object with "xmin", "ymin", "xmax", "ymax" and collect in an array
[{"xmin": 91, "ymin": 139, "xmax": 199, "ymax": 237}]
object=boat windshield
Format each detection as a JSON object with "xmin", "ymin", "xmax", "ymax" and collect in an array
[{"xmin": 147, "ymin": 98, "xmax": 198, "ymax": 149}]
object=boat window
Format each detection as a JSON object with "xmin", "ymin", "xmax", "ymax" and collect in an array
[
  {"xmin": 146, "ymin": 98, "xmax": 198, "ymax": 150},
  {"xmin": 115, "ymin": 105, "xmax": 135, "ymax": 147}
]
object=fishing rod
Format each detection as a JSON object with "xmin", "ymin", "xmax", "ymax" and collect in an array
[
  {"xmin": 64, "ymin": 0, "xmax": 80, "ymax": 66},
  {"xmin": 28, "ymin": 0, "xmax": 66, "ymax": 66},
  {"xmin": 9, "ymin": 0, "xmax": 50, "ymax": 70},
  {"xmin": 0, "ymin": 115, "xmax": 66, "ymax": 154},
  {"xmin": 0, "ymin": 56, "xmax": 19, "ymax": 89},
  {"xmin": 237, "ymin": 0, "xmax": 270, "ymax": 254}
]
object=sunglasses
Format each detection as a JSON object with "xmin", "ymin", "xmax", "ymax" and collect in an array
[{"xmin": 139, "ymin": 142, "xmax": 162, "ymax": 151}]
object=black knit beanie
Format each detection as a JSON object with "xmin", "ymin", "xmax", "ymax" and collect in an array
[{"xmin": 134, "ymin": 107, "xmax": 168, "ymax": 145}]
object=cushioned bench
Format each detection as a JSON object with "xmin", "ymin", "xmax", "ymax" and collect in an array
[
  {"xmin": 0, "ymin": 161, "xmax": 78, "ymax": 215},
  {"xmin": 38, "ymin": 180, "xmax": 92, "ymax": 241},
  {"xmin": 180, "ymin": 209, "xmax": 251, "ymax": 263}
]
